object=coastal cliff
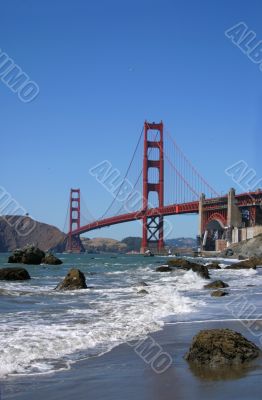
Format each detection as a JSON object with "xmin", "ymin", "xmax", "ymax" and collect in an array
[{"xmin": 0, "ymin": 216, "xmax": 65, "ymax": 252}]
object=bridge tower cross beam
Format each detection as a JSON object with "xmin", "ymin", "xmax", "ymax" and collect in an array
[
  {"xmin": 67, "ymin": 188, "xmax": 82, "ymax": 253},
  {"xmin": 141, "ymin": 121, "xmax": 164, "ymax": 253}
]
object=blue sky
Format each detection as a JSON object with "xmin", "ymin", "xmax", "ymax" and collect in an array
[{"xmin": 1, "ymin": 0, "xmax": 261, "ymax": 240}]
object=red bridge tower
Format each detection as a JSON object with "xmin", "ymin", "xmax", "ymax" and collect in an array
[
  {"xmin": 141, "ymin": 121, "xmax": 164, "ymax": 253},
  {"xmin": 68, "ymin": 188, "xmax": 81, "ymax": 252}
]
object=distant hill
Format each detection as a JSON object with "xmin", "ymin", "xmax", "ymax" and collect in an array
[
  {"xmin": 0, "ymin": 216, "xmax": 65, "ymax": 252},
  {"xmin": 81, "ymin": 236, "xmax": 196, "ymax": 253},
  {"xmin": 81, "ymin": 237, "xmax": 127, "ymax": 253},
  {"xmin": 0, "ymin": 216, "xmax": 197, "ymax": 254}
]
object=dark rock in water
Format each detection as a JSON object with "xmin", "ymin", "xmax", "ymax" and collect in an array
[
  {"xmin": 156, "ymin": 265, "xmax": 173, "ymax": 272},
  {"xmin": 185, "ymin": 329, "xmax": 260, "ymax": 367},
  {"xmin": 167, "ymin": 258, "xmax": 210, "ymax": 279},
  {"xmin": 238, "ymin": 255, "xmax": 246, "ymax": 260},
  {"xmin": 204, "ymin": 280, "xmax": 229, "ymax": 289},
  {"xmin": 168, "ymin": 258, "xmax": 193, "ymax": 268},
  {"xmin": 211, "ymin": 290, "xmax": 229, "ymax": 297},
  {"xmin": 190, "ymin": 264, "xmax": 210, "ymax": 280},
  {"xmin": 225, "ymin": 249, "xmax": 234, "ymax": 257},
  {"xmin": 206, "ymin": 262, "xmax": 221, "ymax": 269},
  {"xmin": 8, "ymin": 246, "xmax": 45, "ymax": 265},
  {"xmin": 55, "ymin": 268, "xmax": 87, "ymax": 290},
  {"xmin": 0, "ymin": 267, "xmax": 30, "ymax": 281},
  {"xmin": 137, "ymin": 289, "xmax": 149, "ymax": 295},
  {"xmin": 225, "ymin": 257, "xmax": 262, "ymax": 269},
  {"xmin": 42, "ymin": 253, "xmax": 63, "ymax": 265}
]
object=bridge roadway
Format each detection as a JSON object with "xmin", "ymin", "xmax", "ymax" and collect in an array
[{"xmin": 70, "ymin": 190, "xmax": 262, "ymax": 237}]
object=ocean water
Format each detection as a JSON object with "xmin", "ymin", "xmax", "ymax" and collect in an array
[{"xmin": 0, "ymin": 253, "xmax": 262, "ymax": 379}]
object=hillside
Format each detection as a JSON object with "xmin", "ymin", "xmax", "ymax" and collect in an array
[
  {"xmin": 0, "ymin": 216, "xmax": 65, "ymax": 252},
  {"xmin": 222, "ymin": 234, "xmax": 262, "ymax": 258},
  {"xmin": 81, "ymin": 237, "xmax": 127, "ymax": 253},
  {"xmin": 81, "ymin": 236, "xmax": 197, "ymax": 253}
]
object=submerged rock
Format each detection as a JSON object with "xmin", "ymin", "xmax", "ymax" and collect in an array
[
  {"xmin": 55, "ymin": 268, "xmax": 87, "ymax": 290},
  {"xmin": 206, "ymin": 262, "xmax": 221, "ymax": 269},
  {"xmin": 137, "ymin": 289, "xmax": 149, "ymax": 295},
  {"xmin": 133, "ymin": 281, "xmax": 148, "ymax": 287},
  {"xmin": 211, "ymin": 290, "xmax": 229, "ymax": 297},
  {"xmin": 185, "ymin": 329, "xmax": 260, "ymax": 367},
  {"xmin": 167, "ymin": 258, "xmax": 210, "ymax": 279},
  {"xmin": 156, "ymin": 265, "xmax": 173, "ymax": 272},
  {"xmin": 0, "ymin": 267, "xmax": 30, "ymax": 281},
  {"xmin": 204, "ymin": 280, "xmax": 229, "ymax": 289},
  {"xmin": 42, "ymin": 253, "xmax": 63, "ymax": 265}
]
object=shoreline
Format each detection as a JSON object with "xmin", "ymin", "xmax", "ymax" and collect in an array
[{"xmin": 2, "ymin": 319, "xmax": 262, "ymax": 400}]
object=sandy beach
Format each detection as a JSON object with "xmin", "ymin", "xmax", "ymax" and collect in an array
[{"xmin": 2, "ymin": 319, "xmax": 262, "ymax": 400}]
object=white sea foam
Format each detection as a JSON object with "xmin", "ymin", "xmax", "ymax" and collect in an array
[
  {"xmin": 0, "ymin": 277, "xmax": 200, "ymax": 378},
  {"xmin": 1, "ymin": 256, "xmax": 261, "ymax": 379}
]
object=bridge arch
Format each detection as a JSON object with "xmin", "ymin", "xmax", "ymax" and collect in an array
[{"xmin": 205, "ymin": 212, "xmax": 227, "ymax": 230}]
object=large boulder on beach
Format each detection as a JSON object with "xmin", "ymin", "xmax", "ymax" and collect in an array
[
  {"xmin": 225, "ymin": 257, "xmax": 262, "ymax": 270},
  {"xmin": 167, "ymin": 258, "xmax": 210, "ymax": 279},
  {"xmin": 204, "ymin": 280, "xmax": 229, "ymax": 289},
  {"xmin": 42, "ymin": 253, "xmax": 63, "ymax": 265},
  {"xmin": 55, "ymin": 268, "xmax": 87, "ymax": 290},
  {"xmin": 0, "ymin": 267, "xmax": 30, "ymax": 281},
  {"xmin": 185, "ymin": 329, "xmax": 260, "ymax": 367},
  {"xmin": 8, "ymin": 246, "xmax": 45, "ymax": 265}
]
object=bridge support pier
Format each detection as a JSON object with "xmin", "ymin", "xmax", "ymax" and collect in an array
[{"xmin": 141, "ymin": 121, "xmax": 164, "ymax": 254}]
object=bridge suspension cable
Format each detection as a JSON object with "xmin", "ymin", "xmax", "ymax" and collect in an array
[{"xmin": 100, "ymin": 125, "xmax": 144, "ymax": 219}]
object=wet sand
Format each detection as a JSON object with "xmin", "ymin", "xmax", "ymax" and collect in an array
[{"xmin": 2, "ymin": 320, "xmax": 262, "ymax": 400}]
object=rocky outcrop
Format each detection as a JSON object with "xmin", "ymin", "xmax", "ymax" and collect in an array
[
  {"xmin": 0, "ymin": 216, "xmax": 65, "ymax": 252},
  {"xmin": 185, "ymin": 329, "xmax": 260, "ymax": 367},
  {"xmin": 0, "ymin": 267, "xmax": 30, "ymax": 280},
  {"xmin": 221, "ymin": 234, "xmax": 262, "ymax": 258},
  {"xmin": 225, "ymin": 257, "xmax": 262, "ymax": 270},
  {"xmin": 211, "ymin": 290, "xmax": 229, "ymax": 297},
  {"xmin": 42, "ymin": 254, "xmax": 63, "ymax": 265},
  {"xmin": 55, "ymin": 269, "xmax": 87, "ymax": 290},
  {"xmin": 8, "ymin": 246, "xmax": 63, "ymax": 265},
  {"xmin": 8, "ymin": 246, "xmax": 45, "ymax": 265},
  {"xmin": 167, "ymin": 258, "xmax": 210, "ymax": 279},
  {"xmin": 204, "ymin": 280, "xmax": 229, "ymax": 289}
]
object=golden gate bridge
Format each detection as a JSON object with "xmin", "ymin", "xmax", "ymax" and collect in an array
[{"xmin": 65, "ymin": 121, "xmax": 262, "ymax": 253}]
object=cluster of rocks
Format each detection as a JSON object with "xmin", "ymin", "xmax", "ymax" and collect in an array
[
  {"xmin": 156, "ymin": 258, "xmax": 210, "ymax": 279},
  {"xmin": 8, "ymin": 246, "xmax": 63, "ymax": 265}
]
